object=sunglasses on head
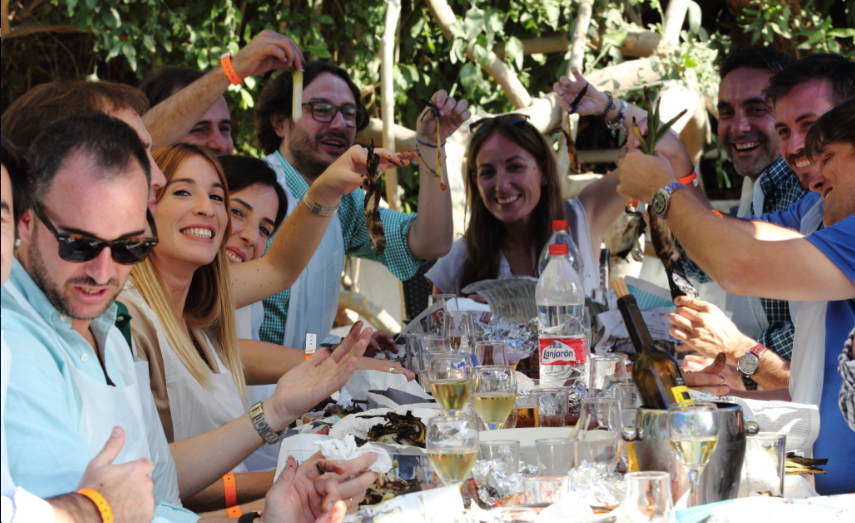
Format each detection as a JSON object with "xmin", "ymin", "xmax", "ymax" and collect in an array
[
  {"xmin": 32, "ymin": 204, "xmax": 159, "ymax": 265},
  {"xmin": 468, "ymin": 113, "xmax": 531, "ymax": 135}
]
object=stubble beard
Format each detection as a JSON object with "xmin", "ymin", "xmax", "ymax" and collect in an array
[
  {"xmin": 724, "ymin": 132, "xmax": 780, "ymax": 181},
  {"xmin": 28, "ymin": 225, "xmax": 120, "ymax": 321},
  {"xmin": 286, "ymin": 125, "xmax": 349, "ymax": 182}
]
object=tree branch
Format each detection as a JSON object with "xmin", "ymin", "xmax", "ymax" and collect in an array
[
  {"xmin": 356, "ymin": 118, "xmax": 417, "ymax": 151},
  {"xmin": 661, "ymin": 0, "xmax": 690, "ymax": 49},
  {"xmin": 568, "ymin": 0, "xmax": 594, "ymax": 73},
  {"xmin": 2, "ymin": 23, "xmax": 80, "ymax": 39},
  {"xmin": 381, "ymin": 0, "xmax": 402, "ymax": 210}
]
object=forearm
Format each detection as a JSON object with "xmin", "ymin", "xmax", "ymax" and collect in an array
[
  {"xmin": 723, "ymin": 215, "xmax": 804, "ymax": 240},
  {"xmin": 143, "ymin": 68, "xmax": 231, "ymax": 149},
  {"xmin": 579, "ymin": 169, "xmax": 627, "ymax": 259},
  {"xmin": 727, "ymin": 388, "xmax": 791, "ymax": 401},
  {"xmin": 241, "ymin": 339, "xmax": 305, "ymax": 385},
  {"xmin": 49, "ymin": 493, "xmax": 100, "ymax": 523},
  {"xmin": 407, "ymin": 143, "xmax": 454, "ymax": 260},
  {"xmin": 169, "ymin": 405, "xmax": 293, "ymax": 499},
  {"xmin": 183, "ymin": 472, "xmax": 273, "ymax": 513}
]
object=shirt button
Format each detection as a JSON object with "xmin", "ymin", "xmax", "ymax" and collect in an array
[
  {"xmin": 59, "ymin": 314, "xmax": 68, "ymax": 322},
  {"xmin": 81, "ymin": 353, "xmax": 89, "ymax": 362}
]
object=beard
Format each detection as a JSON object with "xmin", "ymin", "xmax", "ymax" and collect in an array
[
  {"xmin": 28, "ymin": 225, "xmax": 121, "ymax": 321},
  {"xmin": 722, "ymin": 131, "xmax": 780, "ymax": 180},
  {"xmin": 287, "ymin": 125, "xmax": 351, "ymax": 182}
]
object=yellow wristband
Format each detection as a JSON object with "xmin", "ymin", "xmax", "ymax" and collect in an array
[
  {"xmin": 77, "ymin": 488, "xmax": 113, "ymax": 523},
  {"xmin": 220, "ymin": 52, "xmax": 243, "ymax": 86}
]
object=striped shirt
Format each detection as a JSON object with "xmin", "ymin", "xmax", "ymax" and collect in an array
[{"xmin": 839, "ymin": 327, "xmax": 855, "ymax": 431}]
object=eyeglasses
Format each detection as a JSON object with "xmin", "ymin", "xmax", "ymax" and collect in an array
[
  {"xmin": 301, "ymin": 102, "xmax": 365, "ymax": 128},
  {"xmin": 469, "ymin": 113, "xmax": 531, "ymax": 135},
  {"xmin": 32, "ymin": 204, "xmax": 158, "ymax": 265}
]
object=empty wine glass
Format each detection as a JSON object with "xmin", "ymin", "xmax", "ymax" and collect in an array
[
  {"xmin": 444, "ymin": 311, "xmax": 476, "ymax": 352},
  {"xmin": 428, "ymin": 353, "xmax": 473, "ymax": 416},
  {"xmin": 668, "ymin": 403, "xmax": 719, "ymax": 508},
  {"xmin": 426, "ymin": 416, "xmax": 479, "ymax": 488},
  {"xmin": 471, "ymin": 366, "xmax": 517, "ymax": 430},
  {"xmin": 620, "ymin": 471, "xmax": 673, "ymax": 522},
  {"xmin": 472, "ymin": 341, "xmax": 509, "ymax": 366},
  {"xmin": 428, "ymin": 294, "xmax": 458, "ymax": 333}
]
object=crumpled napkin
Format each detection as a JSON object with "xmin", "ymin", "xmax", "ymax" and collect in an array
[{"xmin": 313, "ymin": 434, "xmax": 393, "ymax": 474}]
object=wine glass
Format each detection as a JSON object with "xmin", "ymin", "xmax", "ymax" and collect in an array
[
  {"xmin": 472, "ymin": 341, "xmax": 508, "ymax": 366},
  {"xmin": 426, "ymin": 416, "xmax": 479, "ymax": 488},
  {"xmin": 471, "ymin": 366, "xmax": 517, "ymax": 430},
  {"xmin": 444, "ymin": 311, "xmax": 476, "ymax": 352},
  {"xmin": 428, "ymin": 293, "xmax": 458, "ymax": 334},
  {"xmin": 667, "ymin": 403, "xmax": 719, "ymax": 508},
  {"xmin": 428, "ymin": 353, "xmax": 473, "ymax": 416}
]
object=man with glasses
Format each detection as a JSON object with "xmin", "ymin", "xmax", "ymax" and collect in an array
[{"xmin": 252, "ymin": 61, "xmax": 469, "ymax": 355}]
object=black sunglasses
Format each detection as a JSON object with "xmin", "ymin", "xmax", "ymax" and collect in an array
[
  {"xmin": 469, "ymin": 113, "xmax": 531, "ymax": 135},
  {"xmin": 33, "ymin": 204, "xmax": 158, "ymax": 265}
]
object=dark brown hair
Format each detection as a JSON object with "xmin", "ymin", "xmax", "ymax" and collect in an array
[
  {"xmin": 717, "ymin": 47, "xmax": 795, "ymax": 80},
  {"xmin": 2, "ymin": 81, "xmax": 150, "ymax": 150},
  {"xmin": 139, "ymin": 66, "xmax": 205, "ymax": 107},
  {"xmin": 459, "ymin": 120, "xmax": 564, "ymax": 291},
  {"xmin": 805, "ymin": 95, "xmax": 855, "ymax": 161},
  {"xmin": 1, "ymin": 135, "xmax": 32, "ymax": 224},
  {"xmin": 219, "ymin": 155, "xmax": 288, "ymax": 230},
  {"xmin": 763, "ymin": 53, "xmax": 855, "ymax": 105}
]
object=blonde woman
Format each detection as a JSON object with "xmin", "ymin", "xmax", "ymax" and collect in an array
[{"xmin": 121, "ymin": 143, "xmax": 414, "ymax": 515}]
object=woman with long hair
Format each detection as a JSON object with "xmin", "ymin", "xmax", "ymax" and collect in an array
[
  {"xmin": 121, "ymin": 143, "xmax": 414, "ymax": 515},
  {"xmin": 427, "ymin": 115, "xmax": 627, "ymax": 295}
]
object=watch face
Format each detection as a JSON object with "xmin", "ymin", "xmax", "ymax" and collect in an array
[
  {"xmin": 738, "ymin": 352, "xmax": 760, "ymax": 375},
  {"xmin": 652, "ymin": 191, "xmax": 667, "ymax": 216}
]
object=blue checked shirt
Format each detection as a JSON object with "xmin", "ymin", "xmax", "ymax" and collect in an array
[
  {"xmin": 679, "ymin": 157, "xmax": 810, "ymax": 360},
  {"xmin": 259, "ymin": 152, "xmax": 425, "ymax": 345}
]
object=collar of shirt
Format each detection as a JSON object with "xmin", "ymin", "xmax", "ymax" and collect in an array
[
  {"xmin": 273, "ymin": 151, "xmax": 311, "ymax": 201},
  {"xmin": 2, "ymin": 258, "xmax": 123, "ymax": 385}
]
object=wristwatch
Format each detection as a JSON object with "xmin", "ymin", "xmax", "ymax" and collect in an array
[
  {"xmin": 737, "ymin": 343, "xmax": 768, "ymax": 385},
  {"xmin": 651, "ymin": 182, "xmax": 683, "ymax": 218},
  {"xmin": 249, "ymin": 402, "xmax": 286, "ymax": 444}
]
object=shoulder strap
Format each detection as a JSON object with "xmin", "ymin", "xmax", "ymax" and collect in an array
[{"xmin": 114, "ymin": 300, "xmax": 134, "ymax": 355}]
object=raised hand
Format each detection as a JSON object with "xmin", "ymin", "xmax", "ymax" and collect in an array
[
  {"xmin": 231, "ymin": 30, "xmax": 305, "ymax": 79},
  {"xmin": 554, "ymin": 68, "xmax": 608, "ymax": 116},
  {"xmin": 77, "ymin": 427, "xmax": 155, "ymax": 523},
  {"xmin": 417, "ymin": 90, "xmax": 471, "ymax": 144},
  {"xmin": 616, "ymin": 149, "xmax": 677, "ymax": 204},
  {"xmin": 312, "ymin": 145, "xmax": 417, "ymax": 206}
]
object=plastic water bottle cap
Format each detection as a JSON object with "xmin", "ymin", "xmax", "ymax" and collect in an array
[
  {"xmin": 549, "ymin": 244, "xmax": 568, "ymax": 256},
  {"xmin": 552, "ymin": 219, "xmax": 569, "ymax": 230}
]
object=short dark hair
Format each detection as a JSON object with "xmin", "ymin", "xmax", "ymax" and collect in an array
[
  {"xmin": 139, "ymin": 66, "xmax": 205, "ymax": 108},
  {"xmin": 28, "ymin": 113, "xmax": 152, "ymax": 204},
  {"xmin": 2, "ymin": 81, "xmax": 150, "ymax": 150},
  {"xmin": 1, "ymin": 135, "xmax": 33, "ymax": 224},
  {"xmin": 255, "ymin": 61, "xmax": 369, "ymax": 155},
  {"xmin": 218, "ymin": 155, "xmax": 288, "ymax": 230},
  {"xmin": 717, "ymin": 47, "xmax": 795, "ymax": 80},
  {"xmin": 805, "ymin": 95, "xmax": 855, "ymax": 161},
  {"xmin": 764, "ymin": 53, "xmax": 855, "ymax": 105}
]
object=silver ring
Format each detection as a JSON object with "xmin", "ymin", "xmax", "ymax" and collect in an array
[
  {"xmin": 388, "ymin": 367, "xmax": 396, "ymax": 373},
  {"xmin": 348, "ymin": 497, "xmax": 354, "ymax": 508}
]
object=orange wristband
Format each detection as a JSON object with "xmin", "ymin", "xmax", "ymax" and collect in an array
[
  {"xmin": 220, "ymin": 52, "xmax": 243, "ymax": 86},
  {"xmin": 77, "ymin": 488, "xmax": 113, "ymax": 523},
  {"xmin": 678, "ymin": 169, "xmax": 698, "ymax": 186},
  {"xmin": 711, "ymin": 210, "xmax": 724, "ymax": 219}
]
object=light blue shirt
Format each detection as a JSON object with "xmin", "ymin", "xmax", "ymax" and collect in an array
[
  {"xmin": 1, "ymin": 260, "xmax": 198, "ymax": 523},
  {"xmin": 754, "ymin": 191, "xmax": 822, "ymax": 231}
]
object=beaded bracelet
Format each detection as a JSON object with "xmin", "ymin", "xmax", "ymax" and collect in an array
[
  {"xmin": 417, "ymin": 147, "xmax": 439, "ymax": 176},
  {"xmin": 606, "ymin": 99, "xmax": 627, "ymax": 137},
  {"xmin": 416, "ymin": 137, "xmax": 446, "ymax": 148}
]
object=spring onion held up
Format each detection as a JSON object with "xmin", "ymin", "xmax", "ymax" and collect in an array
[
  {"xmin": 420, "ymin": 99, "xmax": 446, "ymax": 191},
  {"xmin": 292, "ymin": 70, "xmax": 303, "ymax": 123}
]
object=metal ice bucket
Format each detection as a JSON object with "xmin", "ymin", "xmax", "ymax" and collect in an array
[{"xmin": 621, "ymin": 402, "xmax": 759, "ymax": 503}]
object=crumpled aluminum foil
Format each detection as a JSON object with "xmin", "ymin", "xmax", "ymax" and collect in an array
[
  {"xmin": 567, "ymin": 461, "xmax": 625, "ymax": 506},
  {"xmin": 470, "ymin": 459, "xmax": 538, "ymax": 508},
  {"xmin": 474, "ymin": 314, "xmax": 539, "ymax": 358}
]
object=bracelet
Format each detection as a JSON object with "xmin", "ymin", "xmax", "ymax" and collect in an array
[
  {"xmin": 302, "ymin": 192, "xmax": 339, "ymax": 217},
  {"xmin": 601, "ymin": 91, "xmax": 615, "ymax": 121},
  {"xmin": 220, "ymin": 52, "xmax": 243, "ymax": 86},
  {"xmin": 249, "ymin": 402, "xmax": 286, "ymax": 445},
  {"xmin": 416, "ymin": 147, "xmax": 438, "ymax": 176},
  {"xmin": 711, "ymin": 210, "xmax": 724, "ymax": 219},
  {"xmin": 678, "ymin": 168, "xmax": 699, "ymax": 187},
  {"xmin": 416, "ymin": 137, "xmax": 446, "ymax": 148},
  {"xmin": 238, "ymin": 512, "xmax": 261, "ymax": 523},
  {"xmin": 606, "ymin": 99, "xmax": 627, "ymax": 137},
  {"xmin": 77, "ymin": 488, "xmax": 113, "ymax": 523},
  {"xmin": 223, "ymin": 473, "xmax": 238, "ymax": 509}
]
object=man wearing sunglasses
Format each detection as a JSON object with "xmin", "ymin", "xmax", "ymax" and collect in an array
[{"xmin": 251, "ymin": 61, "xmax": 469, "ymax": 356}]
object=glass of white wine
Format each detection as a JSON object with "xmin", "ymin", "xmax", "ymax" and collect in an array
[
  {"xmin": 471, "ymin": 366, "xmax": 517, "ymax": 430},
  {"xmin": 667, "ymin": 402, "xmax": 719, "ymax": 508},
  {"xmin": 426, "ymin": 416, "xmax": 479, "ymax": 488},
  {"xmin": 428, "ymin": 353, "xmax": 473, "ymax": 416}
]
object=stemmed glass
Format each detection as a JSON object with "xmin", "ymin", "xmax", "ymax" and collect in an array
[
  {"xmin": 444, "ymin": 311, "xmax": 476, "ymax": 352},
  {"xmin": 471, "ymin": 366, "xmax": 517, "ymax": 430},
  {"xmin": 667, "ymin": 403, "xmax": 719, "ymax": 508},
  {"xmin": 426, "ymin": 416, "xmax": 479, "ymax": 488},
  {"xmin": 472, "ymin": 341, "xmax": 508, "ymax": 366},
  {"xmin": 428, "ymin": 353, "xmax": 473, "ymax": 416},
  {"xmin": 428, "ymin": 293, "xmax": 458, "ymax": 334}
]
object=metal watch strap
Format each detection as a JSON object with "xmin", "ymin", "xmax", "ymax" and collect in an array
[
  {"xmin": 249, "ymin": 402, "xmax": 285, "ymax": 445},
  {"xmin": 302, "ymin": 192, "xmax": 339, "ymax": 217}
]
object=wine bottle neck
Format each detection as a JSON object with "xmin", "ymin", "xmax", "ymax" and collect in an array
[{"xmin": 616, "ymin": 295, "xmax": 657, "ymax": 354}]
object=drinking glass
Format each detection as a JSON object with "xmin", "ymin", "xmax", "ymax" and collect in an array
[
  {"xmin": 404, "ymin": 332, "xmax": 428, "ymax": 373},
  {"xmin": 471, "ymin": 366, "xmax": 517, "ymax": 430},
  {"xmin": 426, "ymin": 416, "xmax": 479, "ymax": 488},
  {"xmin": 610, "ymin": 382, "xmax": 641, "ymax": 410},
  {"xmin": 428, "ymin": 294, "xmax": 458, "ymax": 334},
  {"xmin": 535, "ymin": 388, "xmax": 569, "ymax": 427},
  {"xmin": 577, "ymin": 431, "xmax": 620, "ymax": 465},
  {"xmin": 535, "ymin": 438, "xmax": 577, "ymax": 475},
  {"xmin": 428, "ymin": 353, "xmax": 473, "ymax": 416},
  {"xmin": 620, "ymin": 471, "xmax": 673, "ymax": 523},
  {"xmin": 444, "ymin": 311, "xmax": 476, "ymax": 352},
  {"xmin": 523, "ymin": 476, "xmax": 570, "ymax": 504},
  {"xmin": 472, "ymin": 341, "xmax": 509, "ymax": 366},
  {"xmin": 578, "ymin": 396, "xmax": 622, "ymax": 435},
  {"xmin": 742, "ymin": 432, "xmax": 787, "ymax": 497},
  {"xmin": 478, "ymin": 440, "xmax": 520, "ymax": 474},
  {"xmin": 667, "ymin": 403, "xmax": 719, "ymax": 508},
  {"xmin": 587, "ymin": 353, "xmax": 629, "ymax": 397},
  {"xmin": 509, "ymin": 393, "xmax": 539, "ymax": 429},
  {"xmin": 504, "ymin": 342, "xmax": 534, "ymax": 370},
  {"xmin": 421, "ymin": 335, "xmax": 452, "ymax": 370}
]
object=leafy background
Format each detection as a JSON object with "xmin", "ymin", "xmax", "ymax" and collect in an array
[{"xmin": 2, "ymin": 0, "xmax": 853, "ymax": 209}]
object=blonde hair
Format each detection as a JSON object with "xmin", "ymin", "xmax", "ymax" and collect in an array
[{"xmin": 131, "ymin": 143, "xmax": 246, "ymax": 401}]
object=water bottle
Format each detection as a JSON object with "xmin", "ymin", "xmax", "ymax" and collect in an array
[
  {"xmin": 536, "ymin": 244, "xmax": 588, "ymax": 385},
  {"xmin": 537, "ymin": 220, "xmax": 584, "ymax": 277}
]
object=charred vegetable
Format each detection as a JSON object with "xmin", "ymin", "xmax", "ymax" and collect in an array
[
  {"xmin": 420, "ymin": 99, "xmax": 446, "ymax": 191},
  {"xmin": 362, "ymin": 139, "xmax": 387, "ymax": 256},
  {"xmin": 355, "ymin": 411, "xmax": 426, "ymax": 448},
  {"xmin": 785, "ymin": 452, "xmax": 827, "ymax": 475}
]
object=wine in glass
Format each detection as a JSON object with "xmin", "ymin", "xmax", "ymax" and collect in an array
[
  {"xmin": 426, "ymin": 416, "xmax": 479, "ymax": 488},
  {"xmin": 667, "ymin": 403, "xmax": 719, "ymax": 508},
  {"xmin": 471, "ymin": 366, "xmax": 517, "ymax": 430},
  {"xmin": 428, "ymin": 353, "xmax": 472, "ymax": 416},
  {"xmin": 444, "ymin": 311, "xmax": 475, "ymax": 352}
]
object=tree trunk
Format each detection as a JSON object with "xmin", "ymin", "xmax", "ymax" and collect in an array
[
  {"xmin": 661, "ymin": 0, "xmax": 691, "ymax": 49},
  {"xmin": 381, "ymin": 0, "xmax": 402, "ymax": 210}
]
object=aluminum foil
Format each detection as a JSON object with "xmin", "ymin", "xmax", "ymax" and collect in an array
[
  {"xmin": 474, "ymin": 314, "xmax": 539, "ymax": 359},
  {"xmin": 567, "ymin": 461, "xmax": 625, "ymax": 506},
  {"xmin": 470, "ymin": 459, "xmax": 538, "ymax": 508}
]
